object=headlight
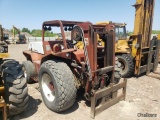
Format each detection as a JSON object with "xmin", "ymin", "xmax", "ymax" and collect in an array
[
  {"xmin": 60, "ymin": 45, "xmax": 64, "ymax": 50},
  {"xmin": 66, "ymin": 53, "xmax": 70, "ymax": 57},
  {"xmin": 102, "ymin": 48, "xmax": 104, "ymax": 53}
]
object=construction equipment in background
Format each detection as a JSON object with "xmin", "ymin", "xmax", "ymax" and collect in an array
[
  {"xmin": 96, "ymin": 22, "xmax": 134, "ymax": 78},
  {"xmin": 0, "ymin": 28, "xmax": 10, "ymax": 44},
  {"xmin": 97, "ymin": 0, "xmax": 160, "ymax": 78},
  {"xmin": 0, "ymin": 24, "xmax": 29, "ymax": 120},
  {"xmin": 158, "ymin": 34, "xmax": 160, "ymax": 62},
  {"xmin": 75, "ymin": 22, "xmax": 134, "ymax": 78},
  {"xmin": 158, "ymin": 34, "xmax": 160, "ymax": 40},
  {"xmin": 151, "ymin": 34, "xmax": 160, "ymax": 62},
  {"xmin": 12, "ymin": 25, "xmax": 26, "ymax": 44},
  {"xmin": 22, "ymin": 20, "xmax": 126, "ymax": 118}
]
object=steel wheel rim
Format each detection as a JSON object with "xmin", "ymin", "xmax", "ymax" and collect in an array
[
  {"xmin": 119, "ymin": 59, "xmax": 127, "ymax": 72},
  {"xmin": 42, "ymin": 73, "xmax": 55, "ymax": 102},
  {"xmin": 22, "ymin": 66, "xmax": 27, "ymax": 78}
]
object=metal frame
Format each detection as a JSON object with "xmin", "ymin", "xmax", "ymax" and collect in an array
[
  {"xmin": 87, "ymin": 24, "xmax": 127, "ymax": 118},
  {"xmin": 134, "ymin": 36, "xmax": 160, "ymax": 76},
  {"xmin": 132, "ymin": 0, "xmax": 157, "ymax": 75},
  {"xmin": 91, "ymin": 79, "xmax": 127, "ymax": 118},
  {"xmin": 147, "ymin": 39, "xmax": 160, "ymax": 79}
]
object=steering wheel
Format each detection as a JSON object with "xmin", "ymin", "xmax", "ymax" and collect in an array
[{"xmin": 71, "ymin": 26, "xmax": 82, "ymax": 41}]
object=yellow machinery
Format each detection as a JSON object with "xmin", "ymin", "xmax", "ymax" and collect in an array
[
  {"xmin": 95, "ymin": 0, "xmax": 160, "ymax": 77},
  {"xmin": 0, "ymin": 24, "xmax": 9, "ymax": 120},
  {"xmin": 95, "ymin": 22, "xmax": 134, "ymax": 78},
  {"xmin": 96, "ymin": 22, "xmax": 130, "ymax": 53},
  {"xmin": 12, "ymin": 25, "xmax": 26, "ymax": 44},
  {"xmin": 158, "ymin": 34, "xmax": 160, "ymax": 40},
  {"xmin": 0, "ymin": 24, "xmax": 28, "ymax": 120},
  {"xmin": 129, "ymin": 0, "xmax": 159, "ymax": 75}
]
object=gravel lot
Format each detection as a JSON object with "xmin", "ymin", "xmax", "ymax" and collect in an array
[{"xmin": 7, "ymin": 44, "xmax": 160, "ymax": 120}]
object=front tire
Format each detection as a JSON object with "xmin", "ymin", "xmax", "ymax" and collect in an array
[
  {"xmin": 3, "ymin": 60, "xmax": 29, "ymax": 116},
  {"xmin": 22, "ymin": 61, "xmax": 36, "ymax": 83},
  {"xmin": 39, "ymin": 60, "xmax": 77, "ymax": 112},
  {"xmin": 116, "ymin": 54, "xmax": 134, "ymax": 78},
  {"xmin": 114, "ymin": 57, "xmax": 122, "ymax": 83}
]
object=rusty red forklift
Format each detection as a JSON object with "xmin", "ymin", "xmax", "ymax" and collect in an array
[{"xmin": 22, "ymin": 20, "xmax": 126, "ymax": 118}]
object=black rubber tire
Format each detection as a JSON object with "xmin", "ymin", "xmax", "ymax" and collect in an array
[
  {"xmin": 22, "ymin": 61, "xmax": 36, "ymax": 83},
  {"xmin": 3, "ymin": 60, "xmax": 29, "ymax": 116},
  {"xmin": 114, "ymin": 57, "xmax": 122, "ymax": 83},
  {"xmin": 39, "ymin": 60, "xmax": 77, "ymax": 112},
  {"xmin": 116, "ymin": 54, "xmax": 134, "ymax": 78}
]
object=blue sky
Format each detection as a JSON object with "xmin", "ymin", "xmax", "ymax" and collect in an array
[{"xmin": 0, "ymin": 0, "xmax": 160, "ymax": 31}]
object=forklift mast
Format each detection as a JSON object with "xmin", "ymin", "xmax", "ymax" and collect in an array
[
  {"xmin": 131, "ymin": 0, "xmax": 155, "ymax": 57},
  {"xmin": 133, "ymin": 0, "xmax": 155, "ymax": 47},
  {"xmin": 158, "ymin": 34, "xmax": 160, "ymax": 40},
  {"xmin": 130, "ymin": 0, "xmax": 160, "ymax": 75}
]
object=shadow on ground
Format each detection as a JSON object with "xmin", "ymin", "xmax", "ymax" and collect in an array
[
  {"xmin": 9, "ymin": 95, "xmax": 42, "ymax": 120},
  {"xmin": 60, "ymin": 88, "xmax": 88, "ymax": 114},
  {"xmin": 9, "ymin": 88, "xmax": 90, "ymax": 119}
]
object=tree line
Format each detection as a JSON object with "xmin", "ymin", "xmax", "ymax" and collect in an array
[
  {"xmin": 9, "ymin": 27, "xmax": 58, "ymax": 37},
  {"xmin": 9, "ymin": 27, "xmax": 160, "ymax": 37},
  {"xmin": 127, "ymin": 30, "xmax": 160, "ymax": 36}
]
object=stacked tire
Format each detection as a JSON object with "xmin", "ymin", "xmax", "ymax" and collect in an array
[{"xmin": 3, "ymin": 60, "xmax": 28, "ymax": 116}]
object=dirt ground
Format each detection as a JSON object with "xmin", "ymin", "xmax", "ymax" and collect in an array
[{"xmin": 7, "ymin": 44, "xmax": 160, "ymax": 120}]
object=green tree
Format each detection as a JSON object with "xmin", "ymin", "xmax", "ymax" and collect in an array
[
  {"xmin": 152, "ymin": 30, "xmax": 160, "ymax": 34},
  {"xmin": 31, "ymin": 29, "xmax": 58, "ymax": 37},
  {"xmin": 22, "ymin": 27, "xmax": 30, "ymax": 34},
  {"xmin": 127, "ymin": 31, "xmax": 133, "ymax": 36},
  {"xmin": 126, "ymin": 30, "xmax": 160, "ymax": 36},
  {"xmin": 31, "ymin": 29, "xmax": 42, "ymax": 37},
  {"xmin": 44, "ymin": 31, "xmax": 55, "ymax": 37}
]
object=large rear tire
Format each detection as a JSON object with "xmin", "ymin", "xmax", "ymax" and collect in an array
[
  {"xmin": 3, "ymin": 60, "xmax": 29, "ymax": 116},
  {"xmin": 116, "ymin": 54, "xmax": 134, "ymax": 78},
  {"xmin": 39, "ymin": 60, "xmax": 77, "ymax": 112}
]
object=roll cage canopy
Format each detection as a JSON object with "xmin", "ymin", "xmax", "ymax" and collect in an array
[{"xmin": 42, "ymin": 20, "xmax": 85, "ymax": 27}]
